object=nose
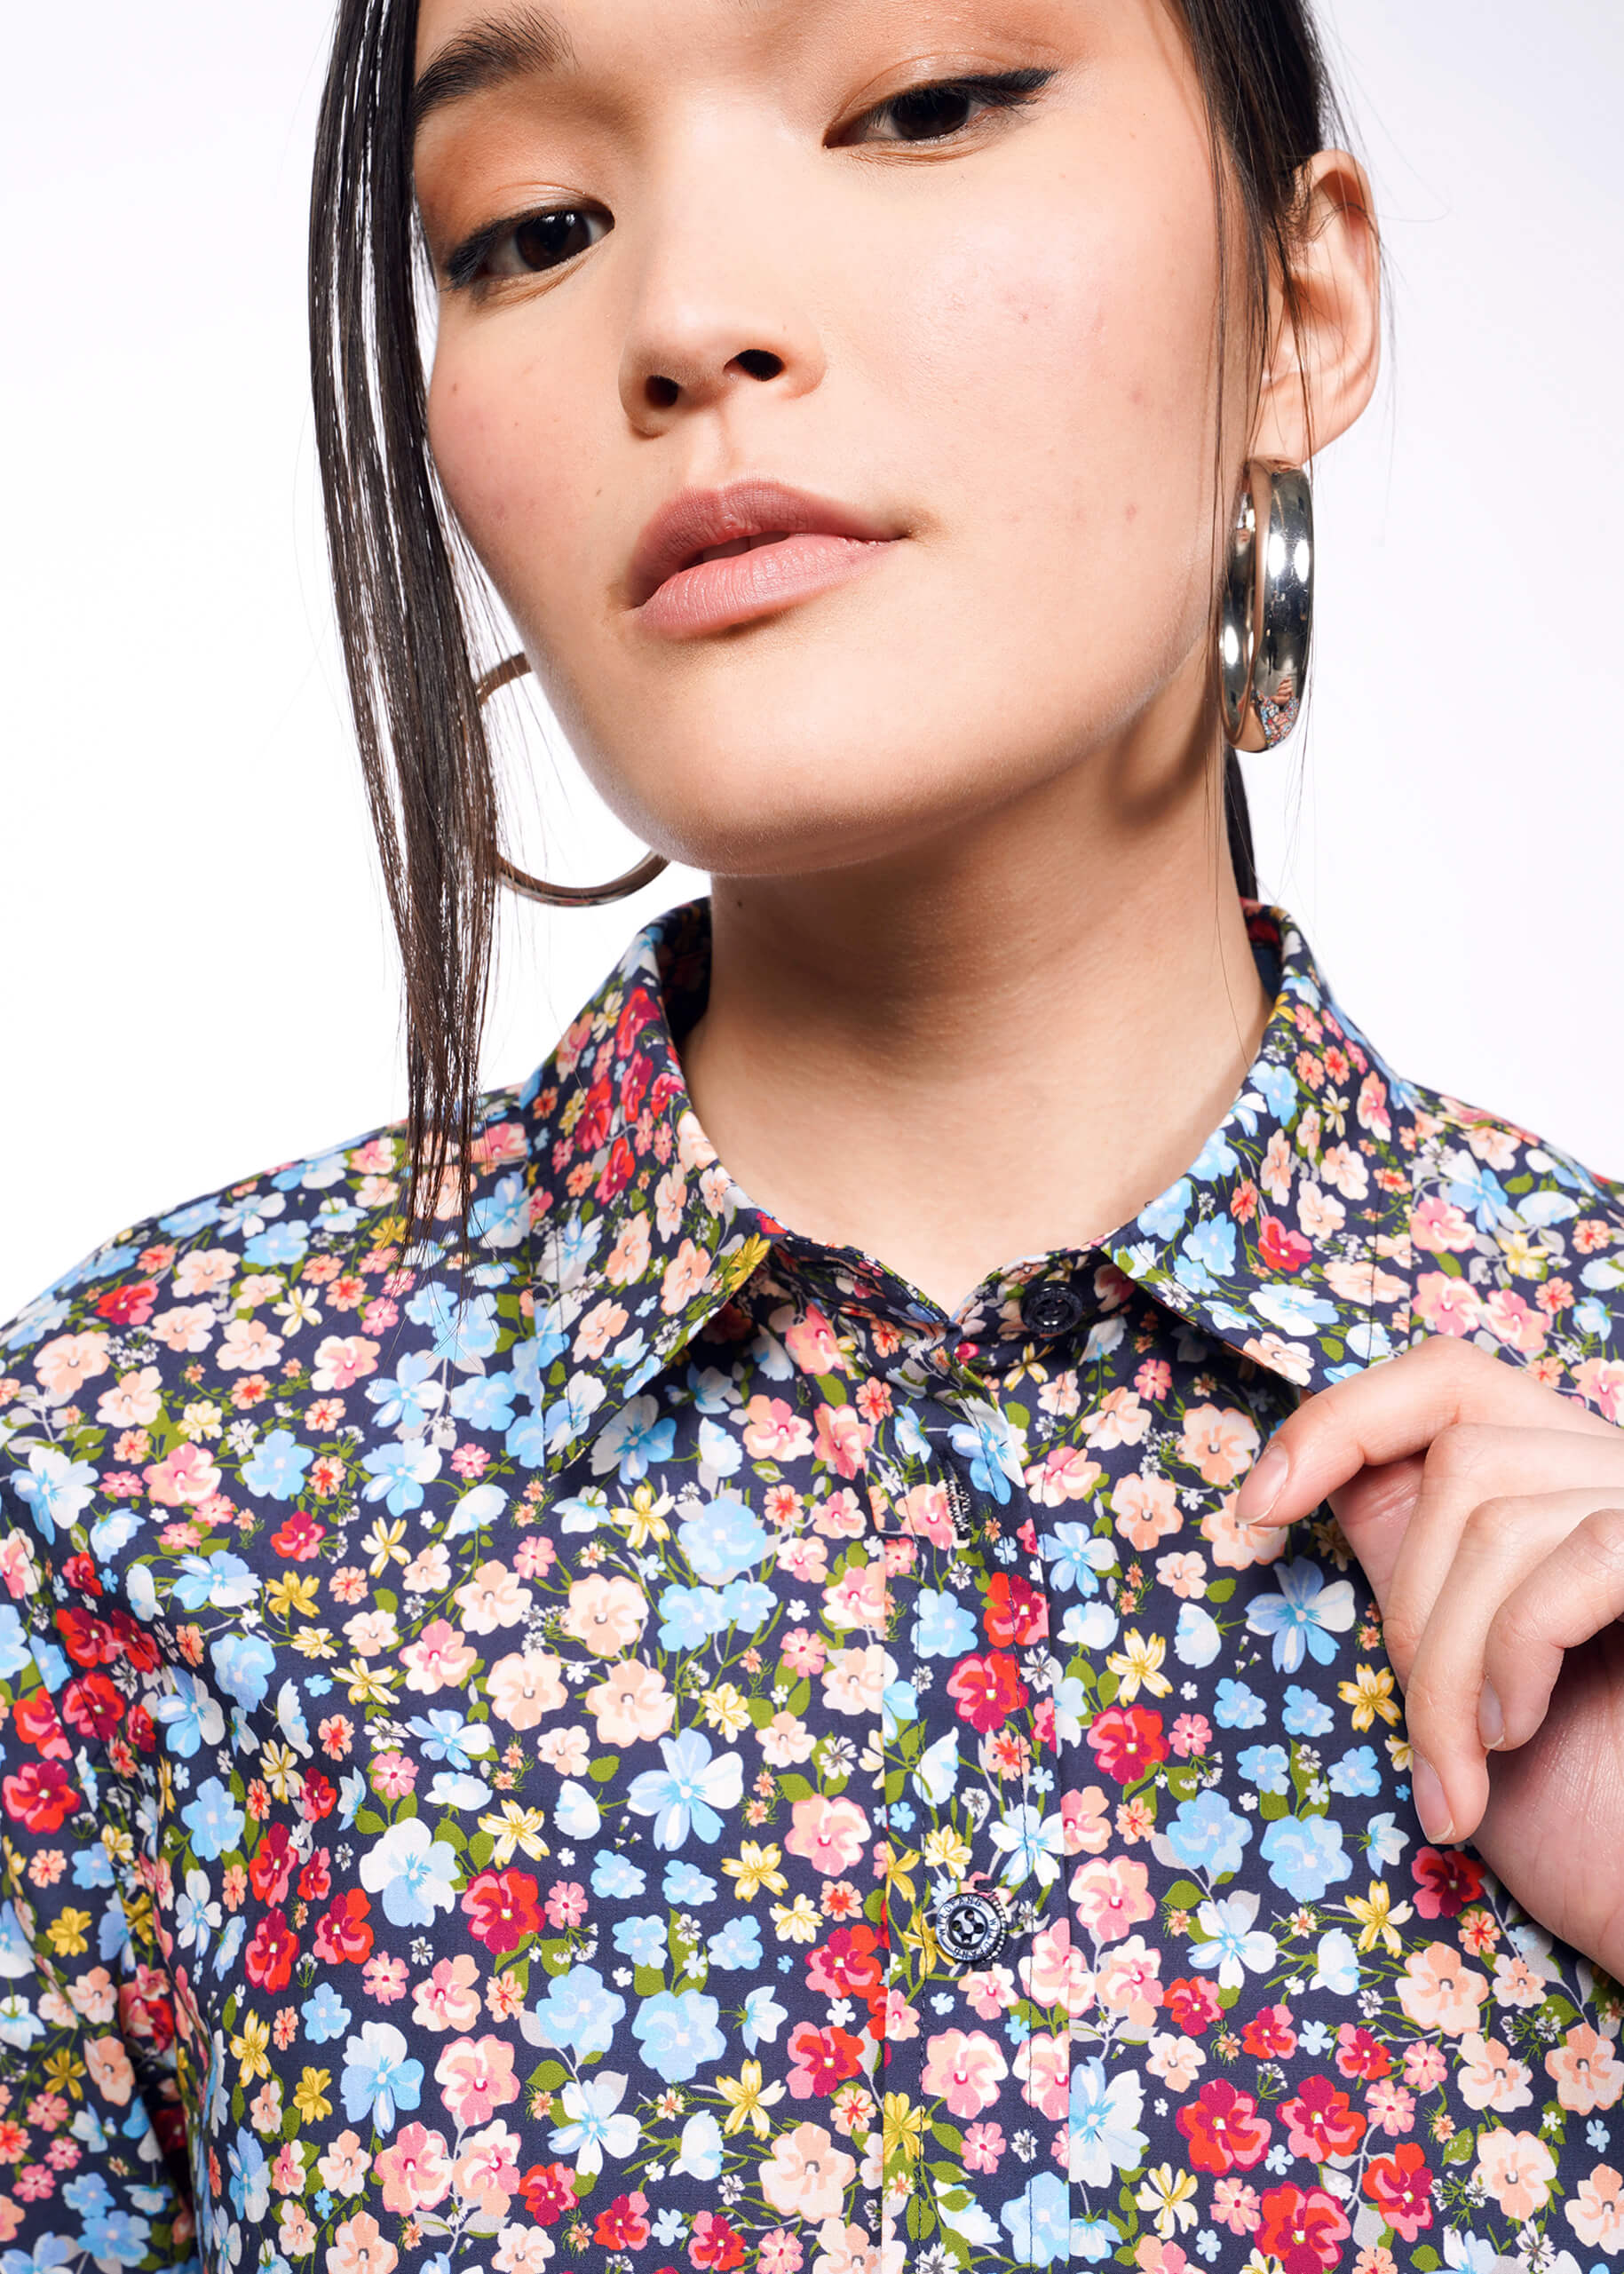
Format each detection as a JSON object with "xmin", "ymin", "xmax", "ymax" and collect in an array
[{"xmin": 615, "ymin": 157, "xmax": 826, "ymax": 432}]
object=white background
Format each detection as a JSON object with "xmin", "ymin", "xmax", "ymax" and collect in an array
[{"xmin": 3, "ymin": 1, "xmax": 1620, "ymax": 1320}]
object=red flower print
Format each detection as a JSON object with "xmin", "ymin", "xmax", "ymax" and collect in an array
[
  {"xmin": 982, "ymin": 1573, "xmax": 1049, "ymax": 1649},
  {"xmin": 462, "ymin": 1867, "xmax": 543, "ymax": 1954},
  {"xmin": 1258, "ymin": 1216, "xmax": 1312, "ymax": 1273},
  {"xmin": 3, "ymin": 1760, "xmax": 80, "ymax": 1832},
  {"xmin": 521, "ymin": 2162, "xmax": 578, "ymax": 2223},
  {"xmin": 250, "ymin": 1824, "xmax": 296, "ymax": 1906},
  {"xmin": 594, "ymin": 2192, "xmax": 652, "ymax": 2249},
  {"xmin": 614, "ymin": 986, "xmax": 660, "ymax": 1058},
  {"xmin": 1361, "ymin": 2143, "xmax": 1434, "ymax": 2240},
  {"xmin": 244, "ymin": 1908, "xmax": 298, "ymax": 1994},
  {"xmin": 1176, "ymin": 2080, "xmax": 1271, "ymax": 2175},
  {"xmin": 313, "ymin": 1889, "xmax": 375, "ymax": 1966},
  {"xmin": 1164, "ymin": 1977, "xmax": 1222, "ymax": 2035},
  {"xmin": 93, "ymin": 1280, "xmax": 158, "ymax": 1327},
  {"xmin": 688, "ymin": 2211, "xmax": 746, "ymax": 2270},
  {"xmin": 1084, "ymin": 1704, "xmax": 1169, "ymax": 1784},
  {"xmin": 1410, "ymin": 1844, "xmax": 1484, "ymax": 1919},
  {"xmin": 59, "ymin": 1553, "xmax": 101, "ymax": 1597},
  {"xmin": 124, "ymin": 1703, "xmax": 155, "ymax": 1753},
  {"xmin": 597, "ymin": 1134, "xmax": 638, "ymax": 1203},
  {"xmin": 1279, "ymin": 2073, "xmax": 1366, "ymax": 2160},
  {"xmin": 619, "ymin": 1051, "xmax": 653, "ymax": 1124},
  {"xmin": 1334, "ymin": 2023, "xmax": 1392, "ymax": 2081},
  {"xmin": 1255, "ymin": 2183, "xmax": 1351, "ymax": 2272},
  {"xmin": 786, "ymin": 2023, "xmax": 867, "ymax": 2098},
  {"xmin": 61, "ymin": 1675, "xmax": 123, "ymax": 1742},
  {"xmin": 575, "ymin": 1075, "xmax": 615, "ymax": 1154},
  {"xmin": 12, "ymin": 1695, "xmax": 71, "ymax": 1760},
  {"xmin": 806, "ymin": 1925, "xmax": 883, "ymax": 1998},
  {"xmin": 298, "ymin": 1849, "xmax": 333, "ymax": 1903},
  {"xmin": 301, "ymin": 1770, "xmax": 338, "ymax": 1821},
  {"xmin": 270, "ymin": 1512, "xmax": 325, "ymax": 1559},
  {"xmin": 1240, "ymin": 2004, "xmax": 1297, "ymax": 2059},
  {"xmin": 946, "ymin": 1652, "xmax": 1030, "ymax": 1733},
  {"xmin": 54, "ymin": 1608, "xmax": 120, "ymax": 1668}
]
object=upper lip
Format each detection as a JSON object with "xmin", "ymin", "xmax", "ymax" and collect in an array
[{"xmin": 626, "ymin": 479, "xmax": 898, "ymax": 607}]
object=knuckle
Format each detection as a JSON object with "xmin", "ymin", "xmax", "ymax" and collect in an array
[
  {"xmin": 1425, "ymin": 1422, "xmax": 1501, "ymax": 1488},
  {"xmin": 1580, "ymin": 1503, "xmax": 1624, "ymax": 1576},
  {"xmin": 1463, "ymin": 1494, "xmax": 1525, "ymax": 1554}
]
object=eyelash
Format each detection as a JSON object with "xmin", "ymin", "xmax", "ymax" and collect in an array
[{"xmin": 441, "ymin": 67, "xmax": 1056, "ymax": 295}]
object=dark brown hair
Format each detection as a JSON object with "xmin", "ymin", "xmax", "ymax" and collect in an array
[{"xmin": 309, "ymin": 0, "xmax": 1351, "ymax": 1235}]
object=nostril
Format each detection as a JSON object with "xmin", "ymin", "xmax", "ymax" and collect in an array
[
  {"xmin": 731, "ymin": 348, "xmax": 784, "ymax": 381},
  {"xmin": 645, "ymin": 374, "xmax": 680, "ymax": 410}
]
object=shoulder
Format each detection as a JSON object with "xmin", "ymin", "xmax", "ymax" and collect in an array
[
  {"xmin": 0, "ymin": 1075, "xmax": 544, "ymax": 1573},
  {"xmin": 1389, "ymin": 1069, "xmax": 1624, "ymax": 1412}
]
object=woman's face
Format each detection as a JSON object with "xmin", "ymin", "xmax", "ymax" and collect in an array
[{"xmin": 415, "ymin": 0, "xmax": 1272, "ymax": 875}]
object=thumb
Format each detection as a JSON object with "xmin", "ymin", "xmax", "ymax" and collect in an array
[{"xmin": 1328, "ymin": 1451, "xmax": 1426, "ymax": 1623}]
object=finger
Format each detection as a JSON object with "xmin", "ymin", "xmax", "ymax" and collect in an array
[
  {"xmin": 1483, "ymin": 1503, "xmax": 1624, "ymax": 1763},
  {"xmin": 1396, "ymin": 1489, "xmax": 1597, "ymax": 1847},
  {"xmin": 1348, "ymin": 1430, "xmax": 1624, "ymax": 1658},
  {"xmin": 1236, "ymin": 1336, "xmax": 1614, "ymax": 1531}
]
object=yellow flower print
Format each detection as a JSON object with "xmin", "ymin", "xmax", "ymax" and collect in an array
[
  {"xmin": 722, "ymin": 1842, "xmax": 788, "ymax": 1901},
  {"xmin": 1337, "ymin": 1662, "xmax": 1400, "ymax": 1731},
  {"xmin": 717, "ymin": 2059, "xmax": 787, "ymax": 2138},
  {"xmin": 1105, "ymin": 1628, "xmax": 1173, "ymax": 1701}
]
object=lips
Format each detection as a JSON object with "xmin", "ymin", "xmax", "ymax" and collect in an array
[{"xmin": 628, "ymin": 479, "xmax": 897, "ymax": 604}]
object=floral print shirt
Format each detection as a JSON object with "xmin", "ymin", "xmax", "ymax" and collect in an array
[{"xmin": 3, "ymin": 899, "xmax": 1624, "ymax": 2274}]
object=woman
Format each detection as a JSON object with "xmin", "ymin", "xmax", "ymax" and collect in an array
[{"xmin": 4, "ymin": 3, "xmax": 1623, "ymax": 2270}]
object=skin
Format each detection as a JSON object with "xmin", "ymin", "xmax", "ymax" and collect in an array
[{"xmin": 410, "ymin": 0, "xmax": 1624, "ymax": 1973}]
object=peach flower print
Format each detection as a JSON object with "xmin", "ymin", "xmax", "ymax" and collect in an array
[
  {"xmin": 326, "ymin": 2212, "xmax": 398, "ymax": 2274},
  {"xmin": 1014, "ymin": 2030, "xmax": 1069, "ymax": 2120},
  {"xmin": 1071, "ymin": 1855, "xmax": 1157, "ymax": 1946},
  {"xmin": 1545, "ymin": 2023, "xmax": 1624, "ymax": 2114},
  {"xmin": 434, "ymin": 2036, "xmax": 519, "ymax": 2128},
  {"xmin": 585, "ymin": 1659, "xmax": 675, "ymax": 1745},
  {"xmin": 1200, "ymin": 1494, "xmax": 1286, "ymax": 1573},
  {"xmin": 1177, "ymin": 1404, "xmax": 1259, "ymax": 1488},
  {"xmin": 1455, "ymin": 2032, "xmax": 1533, "ymax": 2115},
  {"xmin": 1112, "ymin": 1473, "xmax": 1182, "ymax": 1552},
  {"xmin": 1473, "ymin": 2127, "xmax": 1557, "ymax": 2222},
  {"xmin": 1085, "ymin": 1388, "xmax": 1151, "ymax": 1449},
  {"xmin": 785, "ymin": 1795, "xmax": 870, "ymax": 1876},
  {"xmin": 1566, "ymin": 2164, "xmax": 1624, "ymax": 2254},
  {"xmin": 143, "ymin": 1442, "xmax": 223, "ymax": 1509},
  {"xmin": 1395, "ymin": 1943, "xmax": 1490, "ymax": 2036},
  {"xmin": 486, "ymin": 1651, "xmax": 568, "ymax": 1729},
  {"xmin": 372, "ymin": 2123, "xmax": 451, "ymax": 2215},
  {"xmin": 760, "ymin": 2125, "xmax": 856, "ymax": 2222},
  {"xmin": 921, "ymin": 2030, "xmax": 1009, "ymax": 2119},
  {"xmin": 35, "ymin": 1332, "xmax": 111, "ymax": 1401}
]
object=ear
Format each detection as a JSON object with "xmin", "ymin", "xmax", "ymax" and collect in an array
[{"xmin": 1251, "ymin": 149, "xmax": 1382, "ymax": 465}]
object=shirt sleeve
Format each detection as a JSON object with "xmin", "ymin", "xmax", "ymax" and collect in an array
[{"xmin": 0, "ymin": 1488, "xmax": 194, "ymax": 2271}]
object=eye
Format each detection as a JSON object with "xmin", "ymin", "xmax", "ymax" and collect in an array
[
  {"xmin": 842, "ymin": 67, "xmax": 1054, "ymax": 148},
  {"xmin": 446, "ymin": 204, "xmax": 613, "ymax": 292}
]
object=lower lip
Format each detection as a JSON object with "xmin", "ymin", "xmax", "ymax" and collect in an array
[{"xmin": 637, "ymin": 531, "xmax": 898, "ymax": 640}]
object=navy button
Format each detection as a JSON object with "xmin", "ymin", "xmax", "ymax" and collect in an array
[
  {"xmin": 1019, "ymin": 1280, "xmax": 1085, "ymax": 1337},
  {"xmin": 934, "ymin": 1888, "xmax": 1009, "ymax": 1968}
]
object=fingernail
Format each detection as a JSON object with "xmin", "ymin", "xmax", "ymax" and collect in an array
[
  {"xmin": 1240, "ymin": 1445, "xmax": 1289, "ymax": 1523},
  {"xmin": 1477, "ymin": 1681, "xmax": 1504, "ymax": 1751},
  {"xmin": 1412, "ymin": 1755, "xmax": 1454, "ymax": 1846}
]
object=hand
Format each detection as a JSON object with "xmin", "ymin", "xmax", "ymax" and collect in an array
[{"xmin": 1234, "ymin": 1337, "xmax": 1624, "ymax": 1978}]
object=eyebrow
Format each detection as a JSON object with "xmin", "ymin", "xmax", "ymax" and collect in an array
[{"xmin": 411, "ymin": 5, "xmax": 578, "ymax": 138}]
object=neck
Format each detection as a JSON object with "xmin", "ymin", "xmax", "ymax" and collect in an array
[{"xmin": 679, "ymin": 710, "xmax": 1269, "ymax": 1317}]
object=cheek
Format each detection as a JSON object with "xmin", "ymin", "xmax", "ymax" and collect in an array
[{"xmin": 427, "ymin": 336, "xmax": 603, "ymax": 634}]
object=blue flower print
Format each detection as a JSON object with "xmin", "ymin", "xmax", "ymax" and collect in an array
[
  {"xmin": 1238, "ymin": 1743, "xmax": 1291, "ymax": 1795},
  {"xmin": 1166, "ymin": 1790, "xmax": 1252, "ymax": 1880},
  {"xmin": 1001, "ymin": 2171, "xmax": 1073, "ymax": 2266},
  {"xmin": 657, "ymin": 1584, "xmax": 730, "ymax": 1651},
  {"xmin": 1066, "ymin": 2061, "xmax": 1150, "ymax": 2188},
  {"xmin": 1245, "ymin": 1557, "xmax": 1357, "ymax": 1672},
  {"xmin": 632, "ymin": 1991, "xmax": 727, "ymax": 2084},
  {"xmin": 181, "ymin": 1779, "xmax": 244, "ymax": 1863},
  {"xmin": 627, "ymin": 1731, "xmax": 745, "ymax": 1849},
  {"xmin": 301, "ymin": 1985, "xmax": 352, "ymax": 2046},
  {"xmin": 359, "ymin": 1438, "xmax": 441, "ymax": 1515},
  {"xmin": 612, "ymin": 1916, "xmax": 669, "ymax": 1969},
  {"xmin": 1282, "ymin": 1684, "xmax": 1336, "ymax": 1737},
  {"xmin": 1177, "ymin": 1216, "xmax": 1238, "ymax": 1292},
  {"xmin": 403, "ymin": 1282, "xmax": 500, "ymax": 1366},
  {"xmin": 592, "ymin": 1394, "xmax": 677, "ymax": 1482},
  {"xmin": 1214, "ymin": 1678, "xmax": 1267, "ymax": 1729},
  {"xmin": 531, "ymin": 1965, "xmax": 626, "ymax": 2059},
  {"xmin": 339, "ymin": 2023, "xmax": 423, "ymax": 2133},
  {"xmin": 240, "ymin": 1428, "xmax": 312, "ymax": 1501},
  {"xmin": 155, "ymin": 1673, "xmax": 226, "ymax": 1757},
  {"xmin": 448, "ymin": 1369, "xmax": 518, "ymax": 1432},
  {"xmin": 0, "ymin": 1607, "xmax": 32, "ymax": 1684},
  {"xmin": 366, "ymin": 1351, "xmax": 445, "ymax": 1430},
  {"xmin": 677, "ymin": 1499, "xmax": 768, "ymax": 1583},
  {"xmin": 243, "ymin": 1220, "xmax": 308, "ymax": 1268},
  {"xmin": 741, "ymin": 1985, "xmax": 788, "ymax": 2051},
  {"xmin": 357, "ymin": 1818, "xmax": 459, "ymax": 1926},
  {"xmin": 12, "ymin": 1449, "xmax": 97, "ymax": 1541},
  {"xmin": 706, "ymin": 1917, "xmax": 762, "ymax": 1970},
  {"xmin": 590, "ymin": 1850, "xmax": 646, "ymax": 1898},
  {"xmin": 174, "ymin": 1552, "xmax": 259, "ymax": 1612},
  {"xmin": 210, "ymin": 1633, "xmax": 276, "ymax": 1714},
  {"xmin": 1041, "ymin": 1523, "xmax": 1117, "ymax": 1595},
  {"xmin": 664, "ymin": 1862, "xmax": 717, "ymax": 1905},
  {"xmin": 912, "ymin": 1589, "xmax": 978, "ymax": 1659},
  {"xmin": 1260, "ymin": 1812, "xmax": 1353, "ymax": 1903},
  {"xmin": 1137, "ymin": 1178, "xmax": 1192, "ymax": 1241},
  {"xmin": 1446, "ymin": 1151, "xmax": 1511, "ymax": 1231},
  {"xmin": 1328, "ymin": 1745, "xmax": 1383, "ymax": 1797},
  {"xmin": 1189, "ymin": 1890, "xmax": 1279, "ymax": 1987},
  {"xmin": 545, "ymin": 2072, "xmax": 641, "ymax": 2176},
  {"xmin": 948, "ymin": 1400, "xmax": 1026, "ymax": 1504},
  {"xmin": 1175, "ymin": 1602, "xmax": 1222, "ymax": 1667},
  {"xmin": 1251, "ymin": 1284, "xmax": 1341, "ymax": 1337},
  {"xmin": 469, "ymin": 1170, "xmax": 528, "ymax": 1249}
]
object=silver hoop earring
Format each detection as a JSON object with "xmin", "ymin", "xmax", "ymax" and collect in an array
[
  {"xmin": 478, "ymin": 654, "xmax": 669, "ymax": 907},
  {"xmin": 1217, "ymin": 460, "xmax": 1314, "ymax": 752}
]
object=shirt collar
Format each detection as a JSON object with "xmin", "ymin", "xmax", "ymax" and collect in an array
[{"xmin": 513, "ymin": 898, "xmax": 1418, "ymax": 1472}]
